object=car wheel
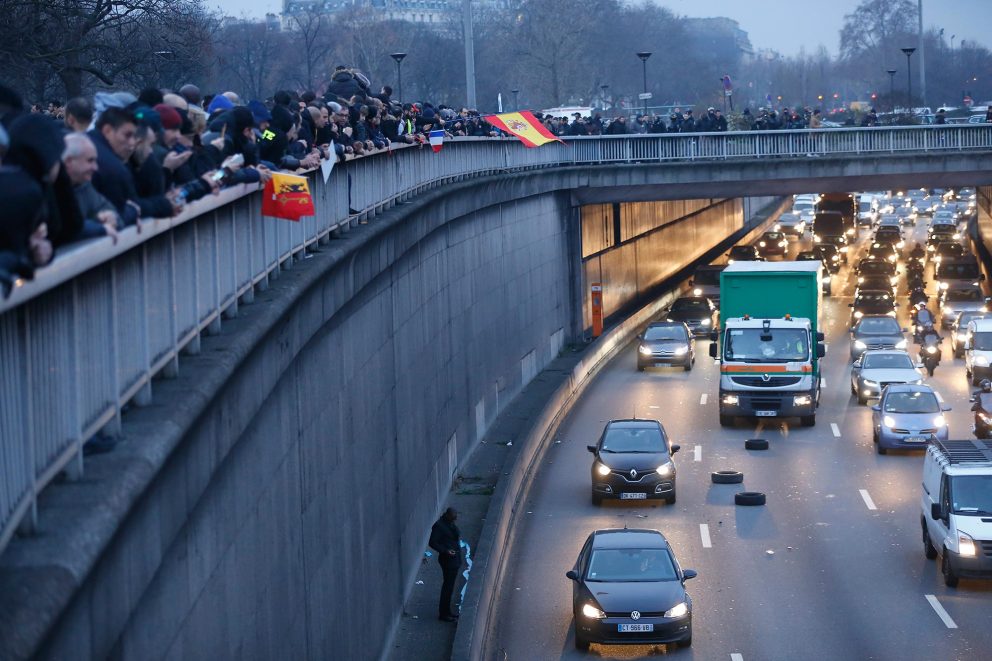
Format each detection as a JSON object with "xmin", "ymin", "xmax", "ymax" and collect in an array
[
  {"xmin": 877, "ymin": 445, "xmax": 888, "ymax": 455},
  {"xmin": 637, "ymin": 364, "xmax": 645, "ymax": 372},
  {"xmin": 719, "ymin": 414, "xmax": 734, "ymax": 427},
  {"xmin": 954, "ymin": 349, "xmax": 963, "ymax": 359},
  {"xmin": 591, "ymin": 493, "xmax": 602, "ymax": 507},
  {"xmin": 872, "ymin": 427, "xmax": 879, "ymax": 443},
  {"xmin": 857, "ymin": 391, "xmax": 868, "ymax": 405},
  {"xmin": 850, "ymin": 381, "xmax": 857, "ymax": 395},
  {"xmin": 972, "ymin": 373, "xmax": 981, "ymax": 387},
  {"xmin": 923, "ymin": 519, "xmax": 938, "ymax": 560},
  {"xmin": 711, "ymin": 470, "xmax": 744, "ymax": 484},
  {"xmin": 679, "ymin": 633, "xmax": 692, "ymax": 648},
  {"xmin": 683, "ymin": 362, "xmax": 692, "ymax": 372},
  {"xmin": 745, "ymin": 438, "xmax": 769, "ymax": 450},
  {"xmin": 800, "ymin": 415, "xmax": 815, "ymax": 427},
  {"xmin": 666, "ymin": 492, "xmax": 677, "ymax": 505},
  {"xmin": 942, "ymin": 550, "xmax": 960, "ymax": 587},
  {"xmin": 574, "ymin": 631, "xmax": 591, "ymax": 651},
  {"xmin": 735, "ymin": 491, "xmax": 766, "ymax": 506}
]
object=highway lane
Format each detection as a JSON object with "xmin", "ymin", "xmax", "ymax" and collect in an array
[{"xmin": 490, "ymin": 206, "xmax": 992, "ymax": 660}]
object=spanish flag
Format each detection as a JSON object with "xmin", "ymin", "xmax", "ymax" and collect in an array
[
  {"xmin": 484, "ymin": 111, "xmax": 562, "ymax": 148},
  {"xmin": 261, "ymin": 172, "xmax": 315, "ymax": 222}
]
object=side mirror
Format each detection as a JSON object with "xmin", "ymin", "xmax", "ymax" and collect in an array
[
  {"xmin": 816, "ymin": 332, "xmax": 825, "ymax": 342},
  {"xmin": 670, "ymin": 444, "xmax": 681, "ymax": 454},
  {"xmin": 682, "ymin": 569, "xmax": 697, "ymax": 581},
  {"xmin": 587, "ymin": 445, "xmax": 597, "ymax": 454},
  {"xmin": 942, "ymin": 404, "xmax": 952, "ymax": 412},
  {"xmin": 852, "ymin": 360, "xmax": 862, "ymax": 369},
  {"xmin": 871, "ymin": 404, "xmax": 881, "ymax": 411},
  {"xmin": 709, "ymin": 330, "xmax": 718, "ymax": 342},
  {"xmin": 902, "ymin": 327, "xmax": 909, "ymax": 332},
  {"xmin": 915, "ymin": 361, "xmax": 925, "ymax": 369},
  {"xmin": 971, "ymin": 401, "xmax": 980, "ymax": 411},
  {"xmin": 566, "ymin": 570, "xmax": 579, "ymax": 581},
  {"xmin": 709, "ymin": 343, "xmax": 718, "ymax": 359},
  {"xmin": 930, "ymin": 503, "xmax": 943, "ymax": 521},
  {"xmin": 816, "ymin": 343, "xmax": 826, "ymax": 358},
  {"xmin": 848, "ymin": 303, "xmax": 854, "ymax": 307},
  {"xmin": 981, "ymin": 274, "xmax": 986, "ymax": 281}
]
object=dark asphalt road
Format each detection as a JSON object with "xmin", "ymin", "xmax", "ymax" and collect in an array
[{"xmin": 490, "ymin": 204, "xmax": 992, "ymax": 660}]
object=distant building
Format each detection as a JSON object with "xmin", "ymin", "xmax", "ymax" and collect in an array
[
  {"xmin": 681, "ymin": 17, "xmax": 754, "ymax": 64},
  {"xmin": 281, "ymin": 0, "xmax": 504, "ymax": 30}
]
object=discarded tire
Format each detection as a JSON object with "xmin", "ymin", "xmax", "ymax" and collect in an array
[
  {"xmin": 745, "ymin": 438, "xmax": 769, "ymax": 451},
  {"xmin": 735, "ymin": 491, "xmax": 767, "ymax": 506},
  {"xmin": 711, "ymin": 470, "xmax": 744, "ymax": 484}
]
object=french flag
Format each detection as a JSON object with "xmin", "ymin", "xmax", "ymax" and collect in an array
[{"xmin": 429, "ymin": 128, "xmax": 444, "ymax": 153}]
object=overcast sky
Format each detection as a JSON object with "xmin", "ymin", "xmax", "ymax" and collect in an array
[{"xmin": 206, "ymin": 0, "xmax": 991, "ymax": 57}]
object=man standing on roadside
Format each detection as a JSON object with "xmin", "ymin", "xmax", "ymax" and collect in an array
[{"xmin": 429, "ymin": 507, "xmax": 462, "ymax": 622}]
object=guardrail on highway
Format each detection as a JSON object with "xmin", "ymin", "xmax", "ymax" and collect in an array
[{"xmin": 2, "ymin": 125, "xmax": 992, "ymax": 556}]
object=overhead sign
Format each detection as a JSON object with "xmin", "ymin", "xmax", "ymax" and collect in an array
[{"xmin": 638, "ymin": 92, "xmax": 653, "ymax": 100}]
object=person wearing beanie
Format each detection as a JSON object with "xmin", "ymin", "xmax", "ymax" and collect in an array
[
  {"xmin": 178, "ymin": 84, "xmax": 202, "ymax": 107},
  {"xmin": 206, "ymin": 94, "xmax": 235, "ymax": 117},
  {"xmin": 247, "ymin": 100, "xmax": 272, "ymax": 130}
]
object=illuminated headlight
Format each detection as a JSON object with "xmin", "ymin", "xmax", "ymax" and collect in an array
[
  {"xmin": 954, "ymin": 233, "xmax": 961, "ymax": 239},
  {"xmin": 823, "ymin": 275, "xmax": 831, "ymax": 283},
  {"xmin": 972, "ymin": 282, "xmax": 981, "ymax": 287},
  {"xmin": 975, "ymin": 356, "xmax": 990, "ymax": 367},
  {"xmin": 957, "ymin": 333, "xmax": 969, "ymax": 341},
  {"xmin": 928, "ymin": 245, "xmax": 936, "ymax": 251},
  {"xmin": 897, "ymin": 241, "xmax": 905, "ymax": 249},
  {"xmin": 863, "ymin": 379, "xmax": 878, "ymax": 387},
  {"xmin": 814, "ymin": 236, "xmax": 821, "ymax": 243},
  {"xmin": 666, "ymin": 318, "xmax": 674, "ymax": 322},
  {"xmin": 664, "ymin": 602, "xmax": 689, "ymax": 618},
  {"xmin": 774, "ymin": 224, "xmax": 781, "ymax": 231},
  {"xmin": 847, "ymin": 229, "xmax": 855, "ymax": 236},
  {"xmin": 673, "ymin": 346, "xmax": 689, "ymax": 356},
  {"xmin": 693, "ymin": 287, "xmax": 702, "ymax": 296},
  {"xmin": 854, "ymin": 310, "xmax": 864, "ymax": 319},
  {"xmin": 854, "ymin": 340, "xmax": 867, "ymax": 349},
  {"xmin": 728, "ymin": 259, "xmax": 735, "ymax": 264},
  {"xmin": 980, "ymin": 412, "xmax": 992, "ymax": 424},
  {"xmin": 700, "ymin": 318, "xmax": 711, "ymax": 326},
  {"xmin": 933, "ymin": 415, "xmax": 946, "ymax": 427},
  {"xmin": 639, "ymin": 345, "xmax": 653, "ymax": 355},
  {"xmin": 722, "ymin": 394, "xmax": 739, "ymax": 405},
  {"xmin": 959, "ymin": 533, "xmax": 977, "ymax": 558},
  {"xmin": 896, "ymin": 339, "xmax": 908, "ymax": 349},
  {"xmin": 934, "ymin": 256, "xmax": 943, "ymax": 263},
  {"xmin": 888, "ymin": 255, "xmax": 897, "ymax": 262},
  {"xmin": 982, "ymin": 307, "xmax": 989, "ymax": 313},
  {"xmin": 656, "ymin": 464, "xmax": 674, "ymax": 477},
  {"xmin": 582, "ymin": 603, "xmax": 606, "ymax": 619},
  {"xmin": 926, "ymin": 346, "xmax": 937, "ymax": 354},
  {"xmin": 939, "ymin": 282, "xmax": 949, "ymax": 290},
  {"xmin": 831, "ymin": 255, "xmax": 840, "ymax": 262},
  {"xmin": 890, "ymin": 276, "xmax": 898, "ymax": 284},
  {"xmin": 759, "ymin": 241, "xmax": 766, "ymax": 247},
  {"xmin": 793, "ymin": 395, "xmax": 812, "ymax": 406},
  {"xmin": 883, "ymin": 415, "xmax": 896, "ymax": 428},
  {"xmin": 840, "ymin": 246, "xmax": 849, "ymax": 252},
  {"xmin": 595, "ymin": 462, "xmax": 611, "ymax": 476},
  {"xmin": 858, "ymin": 276, "xmax": 865, "ymax": 283}
]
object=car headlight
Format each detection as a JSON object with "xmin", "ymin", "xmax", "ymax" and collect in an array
[
  {"xmin": 854, "ymin": 311, "xmax": 864, "ymax": 319},
  {"xmin": 582, "ymin": 603, "xmax": 606, "ymax": 619},
  {"xmin": 774, "ymin": 224, "xmax": 781, "ymax": 231},
  {"xmin": 883, "ymin": 415, "xmax": 896, "ymax": 428},
  {"xmin": 954, "ymin": 233, "xmax": 961, "ymax": 240},
  {"xmin": 889, "ymin": 255, "xmax": 897, "ymax": 262},
  {"xmin": 975, "ymin": 356, "xmax": 990, "ymax": 367},
  {"xmin": 890, "ymin": 276, "xmax": 898, "ymax": 284},
  {"xmin": 840, "ymin": 246, "xmax": 849, "ymax": 252},
  {"xmin": 957, "ymin": 333, "xmax": 969, "ymax": 341},
  {"xmin": 814, "ymin": 235, "xmax": 821, "ymax": 243},
  {"xmin": 728, "ymin": 259, "xmax": 735, "ymax": 264},
  {"xmin": 793, "ymin": 394, "xmax": 812, "ymax": 406},
  {"xmin": 673, "ymin": 346, "xmax": 689, "ymax": 356},
  {"xmin": 693, "ymin": 287, "xmax": 702, "ymax": 296},
  {"xmin": 639, "ymin": 345, "xmax": 653, "ymax": 355},
  {"xmin": 722, "ymin": 394, "xmax": 739, "ymax": 405},
  {"xmin": 656, "ymin": 463, "xmax": 674, "ymax": 477},
  {"xmin": 854, "ymin": 340, "xmax": 867, "ymax": 349},
  {"xmin": 759, "ymin": 241, "xmax": 766, "ymax": 247},
  {"xmin": 895, "ymin": 339, "xmax": 908, "ymax": 349},
  {"xmin": 959, "ymin": 533, "xmax": 977, "ymax": 557},
  {"xmin": 664, "ymin": 602, "xmax": 689, "ymax": 618},
  {"xmin": 858, "ymin": 276, "xmax": 865, "ymax": 283},
  {"xmin": 939, "ymin": 282, "xmax": 948, "ymax": 291},
  {"xmin": 887, "ymin": 310, "xmax": 897, "ymax": 317},
  {"xmin": 666, "ymin": 318, "xmax": 674, "ymax": 322},
  {"xmin": 972, "ymin": 282, "xmax": 980, "ymax": 287},
  {"xmin": 863, "ymin": 379, "xmax": 878, "ymax": 387},
  {"xmin": 700, "ymin": 318, "xmax": 711, "ymax": 326},
  {"xmin": 823, "ymin": 275, "xmax": 832, "ymax": 283},
  {"xmin": 933, "ymin": 415, "xmax": 946, "ymax": 427},
  {"xmin": 982, "ymin": 307, "xmax": 989, "ymax": 313},
  {"xmin": 926, "ymin": 346, "xmax": 937, "ymax": 354},
  {"xmin": 595, "ymin": 462, "xmax": 611, "ymax": 476},
  {"xmin": 897, "ymin": 241, "xmax": 905, "ymax": 249},
  {"xmin": 831, "ymin": 255, "xmax": 840, "ymax": 262}
]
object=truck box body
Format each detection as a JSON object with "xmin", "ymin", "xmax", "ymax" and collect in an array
[
  {"xmin": 715, "ymin": 262, "xmax": 823, "ymax": 425},
  {"xmin": 817, "ymin": 193, "xmax": 857, "ymax": 237}
]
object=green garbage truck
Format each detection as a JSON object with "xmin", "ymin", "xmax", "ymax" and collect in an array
[{"xmin": 708, "ymin": 261, "xmax": 826, "ymax": 427}]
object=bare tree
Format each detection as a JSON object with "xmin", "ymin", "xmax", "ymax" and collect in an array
[
  {"xmin": 283, "ymin": 5, "xmax": 335, "ymax": 91},
  {"xmin": 840, "ymin": 0, "xmax": 916, "ymax": 67}
]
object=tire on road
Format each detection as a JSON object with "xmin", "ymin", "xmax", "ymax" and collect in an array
[
  {"xmin": 745, "ymin": 438, "xmax": 769, "ymax": 451},
  {"xmin": 711, "ymin": 470, "xmax": 744, "ymax": 484},
  {"xmin": 735, "ymin": 491, "xmax": 766, "ymax": 506}
]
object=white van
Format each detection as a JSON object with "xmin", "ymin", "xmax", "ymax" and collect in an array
[
  {"xmin": 964, "ymin": 318, "xmax": 992, "ymax": 385},
  {"xmin": 921, "ymin": 439, "xmax": 992, "ymax": 586}
]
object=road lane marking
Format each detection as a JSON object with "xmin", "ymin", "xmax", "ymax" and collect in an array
[
  {"xmin": 925, "ymin": 594, "xmax": 958, "ymax": 629},
  {"xmin": 859, "ymin": 489, "xmax": 877, "ymax": 510},
  {"xmin": 830, "ymin": 423, "xmax": 841, "ymax": 437},
  {"xmin": 821, "ymin": 377, "xmax": 826, "ymax": 387},
  {"xmin": 700, "ymin": 524, "xmax": 712, "ymax": 548},
  {"xmin": 700, "ymin": 393, "xmax": 708, "ymax": 405},
  {"xmin": 731, "ymin": 654, "xmax": 744, "ymax": 661},
  {"xmin": 694, "ymin": 445, "xmax": 702, "ymax": 462}
]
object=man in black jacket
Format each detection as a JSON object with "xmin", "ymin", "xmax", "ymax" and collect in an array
[{"xmin": 428, "ymin": 507, "xmax": 462, "ymax": 622}]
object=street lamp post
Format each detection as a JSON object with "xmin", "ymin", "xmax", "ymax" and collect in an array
[
  {"xmin": 886, "ymin": 69, "xmax": 897, "ymax": 113},
  {"xmin": 600, "ymin": 84, "xmax": 609, "ymax": 110},
  {"xmin": 636, "ymin": 51, "xmax": 652, "ymax": 116},
  {"xmin": 901, "ymin": 47, "xmax": 916, "ymax": 115},
  {"xmin": 511, "ymin": 88, "xmax": 519, "ymax": 111},
  {"xmin": 391, "ymin": 52, "xmax": 407, "ymax": 104}
]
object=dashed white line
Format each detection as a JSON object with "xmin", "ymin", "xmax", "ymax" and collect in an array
[
  {"xmin": 700, "ymin": 393, "xmax": 708, "ymax": 405},
  {"xmin": 693, "ymin": 445, "xmax": 702, "ymax": 462},
  {"xmin": 700, "ymin": 524, "xmax": 712, "ymax": 548},
  {"xmin": 731, "ymin": 654, "xmax": 745, "ymax": 661},
  {"xmin": 821, "ymin": 377, "xmax": 827, "ymax": 388},
  {"xmin": 925, "ymin": 594, "xmax": 958, "ymax": 629},
  {"xmin": 830, "ymin": 423, "xmax": 841, "ymax": 437},
  {"xmin": 859, "ymin": 489, "xmax": 877, "ymax": 511}
]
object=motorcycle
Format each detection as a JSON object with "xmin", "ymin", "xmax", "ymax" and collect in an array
[
  {"xmin": 971, "ymin": 380, "xmax": 992, "ymax": 438},
  {"xmin": 920, "ymin": 330, "xmax": 942, "ymax": 376},
  {"xmin": 908, "ymin": 286, "xmax": 928, "ymax": 308}
]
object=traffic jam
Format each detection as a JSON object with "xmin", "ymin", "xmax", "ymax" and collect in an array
[{"xmin": 498, "ymin": 188, "xmax": 992, "ymax": 659}]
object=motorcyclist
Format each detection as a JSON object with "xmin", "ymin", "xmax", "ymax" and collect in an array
[
  {"xmin": 914, "ymin": 303, "xmax": 936, "ymax": 341},
  {"xmin": 919, "ymin": 321, "xmax": 943, "ymax": 375},
  {"xmin": 909, "ymin": 287, "xmax": 928, "ymax": 307},
  {"xmin": 972, "ymin": 379, "xmax": 992, "ymax": 438},
  {"xmin": 909, "ymin": 242, "xmax": 925, "ymax": 263}
]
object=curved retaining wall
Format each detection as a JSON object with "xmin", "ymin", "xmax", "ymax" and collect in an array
[{"xmin": 1, "ymin": 164, "xmax": 780, "ymax": 660}]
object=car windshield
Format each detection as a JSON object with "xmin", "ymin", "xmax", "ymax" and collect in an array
[
  {"xmin": 671, "ymin": 299, "xmax": 710, "ymax": 313},
  {"xmin": 859, "ymin": 202, "xmax": 873, "ymax": 212},
  {"xmin": 601, "ymin": 426, "xmax": 666, "ymax": 453},
  {"xmin": 937, "ymin": 263, "xmax": 979, "ymax": 279},
  {"xmin": 823, "ymin": 236, "xmax": 845, "ymax": 245},
  {"xmin": 862, "ymin": 353, "xmax": 914, "ymax": 370},
  {"xmin": 730, "ymin": 247, "xmax": 754, "ymax": 257},
  {"xmin": 644, "ymin": 326, "xmax": 686, "ymax": 341},
  {"xmin": 957, "ymin": 312, "xmax": 986, "ymax": 327},
  {"xmin": 858, "ymin": 317, "xmax": 901, "ymax": 334},
  {"xmin": 946, "ymin": 289, "xmax": 984, "ymax": 302},
  {"xmin": 937, "ymin": 245, "xmax": 965, "ymax": 256},
  {"xmin": 693, "ymin": 269, "xmax": 722, "ymax": 285},
  {"xmin": 586, "ymin": 548, "xmax": 678, "ymax": 582},
  {"xmin": 883, "ymin": 391, "xmax": 940, "ymax": 413},
  {"xmin": 764, "ymin": 232, "xmax": 783, "ymax": 240},
  {"xmin": 972, "ymin": 332, "xmax": 992, "ymax": 351},
  {"xmin": 874, "ymin": 233, "xmax": 899, "ymax": 242},
  {"xmin": 950, "ymin": 475, "xmax": 992, "ymax": 515},
  {"xmin": 724, "ymin": 328, "xmax": 809, "ymax": 362}
]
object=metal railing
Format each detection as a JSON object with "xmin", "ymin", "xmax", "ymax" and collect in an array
[{"xmin": 2, "ymin": 124, "xmax": 992, "ymax": 555}]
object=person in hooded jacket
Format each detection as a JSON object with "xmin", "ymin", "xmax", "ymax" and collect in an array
[{"xmin": 0, "ymin": 172, "xmax": 50, "ymax": 297}]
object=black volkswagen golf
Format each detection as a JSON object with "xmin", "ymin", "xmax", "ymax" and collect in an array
[
  {"xmin": 566, "ymin": 529, "xmax": 696, "ymax": 650},
  {"xmin": 588, "ymin": 419, "xmax": 679, "ymax": 505}
]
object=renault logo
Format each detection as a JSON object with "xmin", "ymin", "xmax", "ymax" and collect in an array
[
  {"xmin": 631, "ymin": 610, "xmax": 641, "ymax": 620},
  {"xmin": 630, "ymin": 469, "xmax": 638, "ymax": 479},
  {"xmin": 761, "ymin": 373, "xmax": 771, "ymax": 382}
]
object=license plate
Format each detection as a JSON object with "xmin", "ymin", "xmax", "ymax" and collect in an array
[
  {"xmin": 755, "ymin": 410, "xmax": 777, "ymax": 417},
  {"xmin": 619, "ymin": 623, "xmax": 654, "ymax": 632},
  {"xmin": 905, "ymin": 436, "xmax": 926, "ymax": 443},
  {"xmin": 620, "ymin": 492, "xmax": 647, "ymax": 500}
]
